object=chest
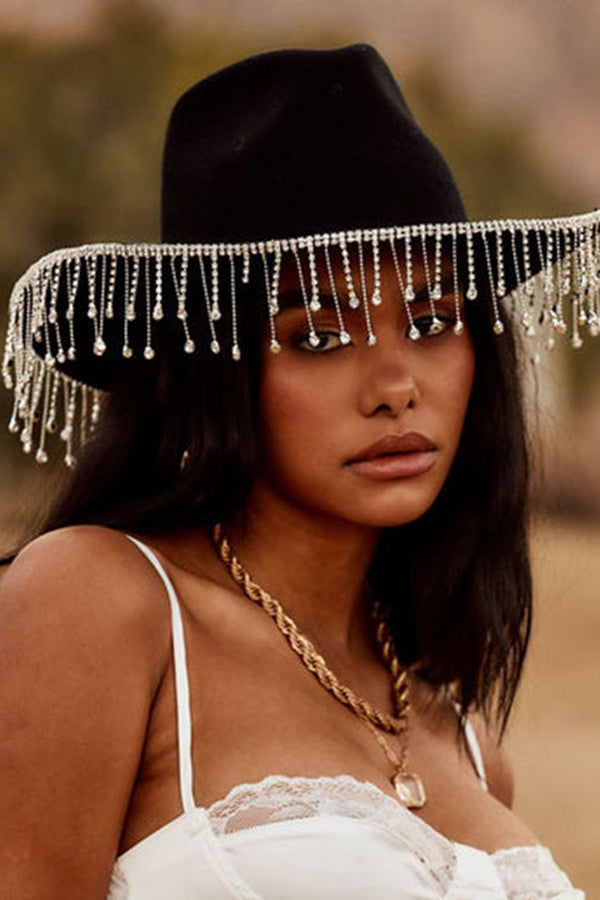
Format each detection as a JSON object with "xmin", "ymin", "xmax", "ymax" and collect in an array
[{"xmin": 119, "ymin": 605, "xmax": 538, "ymax": 857}]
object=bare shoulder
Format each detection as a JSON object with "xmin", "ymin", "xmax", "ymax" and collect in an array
[
  {"xmin": 1, "ymin": 524, "xmax": 172, "ymax": 690},
  {"xmin": 468, "ymin": 709, "xmax": 515, "ymax": 809},
  {"xmin": 0, "ymin": 524, "xmax": 174, "ymax": 898}
]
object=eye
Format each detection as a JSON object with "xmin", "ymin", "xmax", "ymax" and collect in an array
[
  {"xmin": 411, "ymin": 315, "xmax": 455, "ymax": 338},
  {"xmin": 296, "ymin": 330, "xmax": 346, "ymax": 352}
]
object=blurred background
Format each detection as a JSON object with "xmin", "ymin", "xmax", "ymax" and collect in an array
[{"xmin": 0, "ymin": 0, "xmax": 598, "ymax": 893}]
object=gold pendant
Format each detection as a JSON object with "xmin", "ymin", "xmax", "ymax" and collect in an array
[{"xmin": 393, "ymin": 771, "xmax": 426, "ymax": 808}]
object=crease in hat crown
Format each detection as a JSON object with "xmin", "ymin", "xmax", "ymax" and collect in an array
[{"xmin": 3, "ymin": 44, "xmax": 600, "ymax": 469}]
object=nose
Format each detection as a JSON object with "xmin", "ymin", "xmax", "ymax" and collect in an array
[{"xmin": 357, "ymin": 335, "xmax": 420, "ymax": 418}]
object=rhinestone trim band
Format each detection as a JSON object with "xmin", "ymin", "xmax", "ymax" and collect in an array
[{"xmin": 3, "ymin": 210, "xmax": 600, "ymax": 467}]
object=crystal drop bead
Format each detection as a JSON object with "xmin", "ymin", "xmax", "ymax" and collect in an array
[
  {"xmin": 143, "ymin": 346, "xmax": 155, "ymax": 360},
  {"xmin": 427, "ymin": 317, "xmax": 444, "ymax": 335},
  {"xmin": 184, "ymin": 339, "xmax": 195, "ymax": 354}
]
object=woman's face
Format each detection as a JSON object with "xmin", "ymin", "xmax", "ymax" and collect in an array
[{"xmin": 254, "ymin": 246, "xmax": 476, "ymax": 528}]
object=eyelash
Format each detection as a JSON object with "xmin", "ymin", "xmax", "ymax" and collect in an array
[{"xmin": 296, "ymin": 315, "xmax": 456, "ymax": 352}]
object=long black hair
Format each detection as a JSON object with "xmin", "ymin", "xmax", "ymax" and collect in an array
[{"xmin": 1, "ymin": 255, "xmax": 534, "ymax": 738}]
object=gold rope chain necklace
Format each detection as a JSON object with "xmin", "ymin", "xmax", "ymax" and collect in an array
[{"xmin": 212, "ymin": 522, "xmax": 427, "ymax": 809}]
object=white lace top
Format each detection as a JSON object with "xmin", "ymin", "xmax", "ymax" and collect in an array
[{"xmin": 106, "ymin": 535, "xmax": 585, "ymax": 900}]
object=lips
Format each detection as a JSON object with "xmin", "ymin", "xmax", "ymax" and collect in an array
[{"xmin": 347, "ymin": 431, "xmax": 437, "ymax": 464}]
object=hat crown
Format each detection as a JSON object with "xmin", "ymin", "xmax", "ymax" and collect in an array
[{"xmin": 161, "ymin": 44, "xmax": 466, "ymax": 243}]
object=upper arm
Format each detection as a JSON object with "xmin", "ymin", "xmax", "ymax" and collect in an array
[
  {"xmin": 468, "ymin": 711, "xmax": 515, "ymax": 809},
  {"xmin": 0, "ymin": 525, "xmax": 171, "ymax": 900}
]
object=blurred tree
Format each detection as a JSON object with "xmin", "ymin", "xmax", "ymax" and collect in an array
[{"xmin": 405, "ymin": 56, "xmax": 574, "ymax": 220}]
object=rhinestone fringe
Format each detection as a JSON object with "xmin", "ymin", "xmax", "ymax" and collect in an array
[{"xmin": 3, "ymin": 211, "xmax": 600, "ymax": 466}]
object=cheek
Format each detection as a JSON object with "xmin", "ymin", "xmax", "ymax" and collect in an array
[
  {"xmin": 259, "ymin": 360, "xmax": 342, "ymax": 463},
  {"xmin": 435, "ymin": 339, "xmax": 476, "ymax": 436}
]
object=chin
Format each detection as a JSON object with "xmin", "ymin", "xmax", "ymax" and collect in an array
[
  {"xmin": 314, "ymin": 490, "xmax": 442, "ymax": 530},
  {"xmin": 336, "ymin": 475, "xmax": 446, "ymax": 528},
  {"xmin": 346, "ymin": 506, "xmax": 434, "ymax": 529}
]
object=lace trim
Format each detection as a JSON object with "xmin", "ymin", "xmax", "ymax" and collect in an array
[
  {"xmin": 207, "ymin": 773, "xmax": 454, "ymax": 891},
  {"xmin": 206, "ymin": 774, "xmax": 582, "ymax": 898},
  {"xmin": 493, "ymin": 845, "xmax": 582, "ymax": 899}
]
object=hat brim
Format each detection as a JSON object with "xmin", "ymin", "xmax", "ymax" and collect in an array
[{"xmin": 4, "ymin": 209, "xmax": 598, "ymax": 396}]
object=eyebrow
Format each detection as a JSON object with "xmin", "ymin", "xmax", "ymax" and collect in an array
[{"xmin": 276, "ymin": 273, "xmax": 460, "ymax": 314}]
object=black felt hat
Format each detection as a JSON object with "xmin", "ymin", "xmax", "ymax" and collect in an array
[
  {"xmin": 161, "ymin": 44, "xmax": 467, "ymax": 243},
  {"xmin": 4, "ymin": 43, "xmax": 599, "ymax": 464}
]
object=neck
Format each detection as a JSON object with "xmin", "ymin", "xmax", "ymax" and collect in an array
[{"xmin": 223, "ymin": 478, "xmax": 381, "ymax": 662}]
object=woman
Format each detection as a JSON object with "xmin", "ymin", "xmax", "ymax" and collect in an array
[{"xmin": 0, "ymin": 44, "xmax": 595, "ymax": 898}]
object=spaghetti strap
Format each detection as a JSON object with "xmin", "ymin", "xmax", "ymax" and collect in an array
[
  {"xmin": 125, "ymin": 534, "xmax": 196, "ymax": 814},
  {"xmin": 460, "ymin": 716, "xmax": 489, "ymax": 792},
  {"xmin": 450, "ymin": 699, "xmax": 489, "ymax": 792}
]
